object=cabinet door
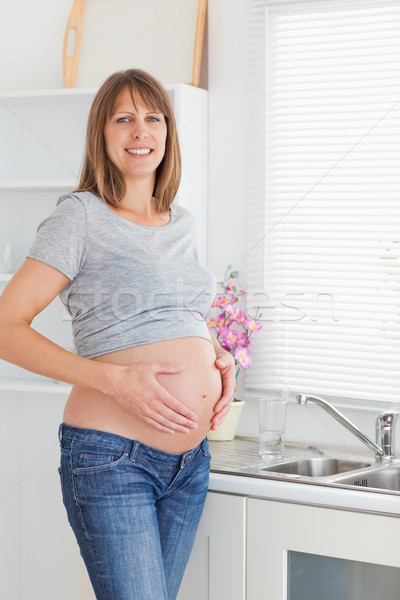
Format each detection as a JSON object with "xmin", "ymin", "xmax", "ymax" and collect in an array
[
  {"xmin": 177, "ymin": 491, "xmax": 247, "ymax": 600},
  {"xmin": 0, "ymin": 394, "xmax": 21, "ymax": 600},
  {"xmin": 247, "ymin": 498, "xmax": 400, "ymax": 600},
  {"xmin": 0, "ymin": 391, "xmax": 77, "ymax": 600}
]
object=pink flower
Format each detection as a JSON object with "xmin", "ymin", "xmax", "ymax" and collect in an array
[
  {"xmin": 235, "ymin": 331, "xmax": 248, "ymax": 346},
  {"xmin": 224, "ymin": 304, "xmax": 247, "ymax": 325},
  {"xmin": 205, "ymin": 266, "xmax": 262, "ymax": 377},
  {"xmin": 212, "ymin": 294, "xmax": 233, "ymax": 308},
  {"xmin": 216, "ymin": 313, "xmax": 227, "ymax": 327},
  {"xmin": 234, "ymin": 310, "xmax": 247, "ymax": 325},
  {"xmin": 233, "ymin": 346, "xmax": 252, "ymax": 368},
  {"xmin": 245, "ymin": 318, "xmax": 262, "ymax": 331},
  {"xmin": 219, "ymin": 327, "xmax": 241, "ymax": 350},
  {"xmin": 225, "ymin": 304, "xmax": 237, "ymax": 317}
]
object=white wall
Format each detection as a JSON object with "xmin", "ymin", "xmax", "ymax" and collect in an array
[
  {"xmin": 0, "ymin": 0, "xmax": 71, "ymax": 91},
  {"xmin": 206, "ymin": 0, "xmax": 252, "ymax": 409},
  {"xmin": 0, "ymin": 0, "xmax": 209, "ymax": 92},
  {"xmin": 207, "ymin": 0, "xmax": 249, "ymax": 282}
]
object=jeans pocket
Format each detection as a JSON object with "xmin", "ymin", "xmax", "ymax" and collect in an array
[{"xmin": 71, "ymin": 440, "xmax": 129, "ymax": 474}]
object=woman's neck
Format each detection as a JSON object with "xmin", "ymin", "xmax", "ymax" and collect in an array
[
  {"xmin": 120, "ymin": 177, "xmax": 155, "ymax": 213},
  {"xmin": 111, "ymin": 179, "xmax": 169, "ymax": 227}
]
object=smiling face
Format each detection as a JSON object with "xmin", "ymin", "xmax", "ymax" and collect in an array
[{"xmin": 104, "ymin": 87, "xmax": 168, "ymax": 186}]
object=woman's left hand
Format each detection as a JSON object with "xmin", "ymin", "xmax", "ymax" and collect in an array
[{"xmin": 211, "ymin": 350, "xmax": 236, "ymax": 430}]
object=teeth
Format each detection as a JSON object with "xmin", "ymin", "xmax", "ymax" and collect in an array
[{"xmin": 126, "ymin": 148, "xmax": 151, "ymax": 155}]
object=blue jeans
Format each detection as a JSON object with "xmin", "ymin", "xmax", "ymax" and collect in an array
[{"xmin": 58, "ymin": 424, "xmax": 211, "ymax": 600}]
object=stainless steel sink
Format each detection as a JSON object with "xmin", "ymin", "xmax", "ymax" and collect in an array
[
  {"xmin": 328, "ymin": 465, "xmax": 400, "ymax": 492},
  {"xmin": 261, "ymin": 457, "xmax": 371, "ymax": 478},
  {"xmin": 209, "ymin": 437, "xmax": 400, "ymax": 495}
]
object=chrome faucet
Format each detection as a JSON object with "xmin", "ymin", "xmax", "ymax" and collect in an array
[
  {"xmin": 297, "ymin": 394, "xmax": 398, "ymax": 459},
  {"xmin": 376, "ymin": 411, "xmax": 398, "ymax": 459}
]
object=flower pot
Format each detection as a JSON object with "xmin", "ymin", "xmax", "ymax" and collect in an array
[{"xmin": 207, "ymin": 400, "xmax": 245, "ymax": 442}]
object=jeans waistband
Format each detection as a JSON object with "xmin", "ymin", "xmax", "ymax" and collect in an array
[{"xmin": 58, "ymin": 423, "xmax": 209, "ymax": 466}]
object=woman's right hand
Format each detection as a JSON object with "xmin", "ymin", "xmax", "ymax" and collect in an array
[{"xmin": 105, "ymin": 362, "xmax": 199, "ymax": 434}]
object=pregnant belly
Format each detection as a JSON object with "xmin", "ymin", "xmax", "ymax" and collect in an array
[{"xmin": 63, "ymin": 337, "xmax": 222, "ymax": 453}]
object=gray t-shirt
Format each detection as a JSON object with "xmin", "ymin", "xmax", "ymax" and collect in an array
[{"xmin": 28, "ymin": 191, "xmax": 216, "ymax": 358}]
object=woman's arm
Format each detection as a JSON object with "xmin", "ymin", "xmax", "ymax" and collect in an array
[
  {"xmin": 209, "ymin": 332, "xmax": 236, "ymax": 430},
  {"xmin": 0, "ymin": 258, "xmax": 198, "ymax": 434}
]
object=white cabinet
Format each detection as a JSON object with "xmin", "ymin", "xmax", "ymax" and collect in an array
[
  {"xmin": 247, "ymin": 498, "xmax": 400, "ymax": 599},
  {"xmin": 0, "ymin": 89, "xmax": 92, "ymax": 391},
  {"xmin": 0, "ymin": 391, "xmax": 77, "ymax": 600},
  {"xmin": 0, "ymin": 83, "xmax": 208, "ymax": 600},
  {"xmin": 176, "ymin": 490, "xmax": 400, "ymax": 599},
  {"xmin": 178, "ymin": 491, "xmax": 247, "ymax": 600}
]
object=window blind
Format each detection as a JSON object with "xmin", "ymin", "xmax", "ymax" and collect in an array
[{"xmin": 246, "ymin": 0, "xmax": 400, "ymax": 404}]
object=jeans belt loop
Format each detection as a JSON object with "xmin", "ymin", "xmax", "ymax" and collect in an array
[
  {"xmin": 201, "ymin": 438, "xmax": 209, "ymax": 456},
  {"xmin": 129, "ymin": 440, "xmax": 140, "ymax": 462}
]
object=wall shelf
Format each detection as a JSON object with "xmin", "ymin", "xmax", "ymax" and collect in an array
[
  {"xmin": 0, "ymin": 378, "xmax": 71, "ymax": 394},
  {"xmin": 0, "ymin": 87, "xmax": 97, "ymax": 103},
  {"xmin": 0, "ymin": 179, "xmax": 77, "ymax": 191}
]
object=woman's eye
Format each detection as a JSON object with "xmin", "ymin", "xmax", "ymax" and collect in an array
[
  {"xmin": 147, "ymin": 116, "xmax": 160, "ymax": 122},
  {"xmin": 116, "ymin": 117, "xmax": 130, "ymax": 123}
]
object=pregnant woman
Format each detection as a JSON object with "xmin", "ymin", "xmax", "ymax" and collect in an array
[{"xmin": 0, "ymin": 69, "xmax": 235, "ymax": 600}]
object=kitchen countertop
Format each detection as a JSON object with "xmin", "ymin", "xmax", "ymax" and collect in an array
[{"xmin": 208, "ymin": 437, "xmax": 400, "ymax": 516}]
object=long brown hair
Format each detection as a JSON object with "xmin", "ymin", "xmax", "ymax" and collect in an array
[{"xmin": 76, "ymin": 69, "xmax": 181, "ymax": 212}]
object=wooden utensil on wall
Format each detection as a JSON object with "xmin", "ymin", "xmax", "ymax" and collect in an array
[{"xmin": 63, "ymin": 0, "xmax": 207, "ymax": 88}]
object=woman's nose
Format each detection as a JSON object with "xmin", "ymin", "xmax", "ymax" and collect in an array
[{"xmin": 131, "ymin": 121, "xmax": 148, "ymax": 139}]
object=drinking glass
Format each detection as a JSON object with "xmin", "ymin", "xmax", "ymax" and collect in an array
[{"xmin": 259, "ymin": 393, "xmax": 288, "ymax": 459}]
